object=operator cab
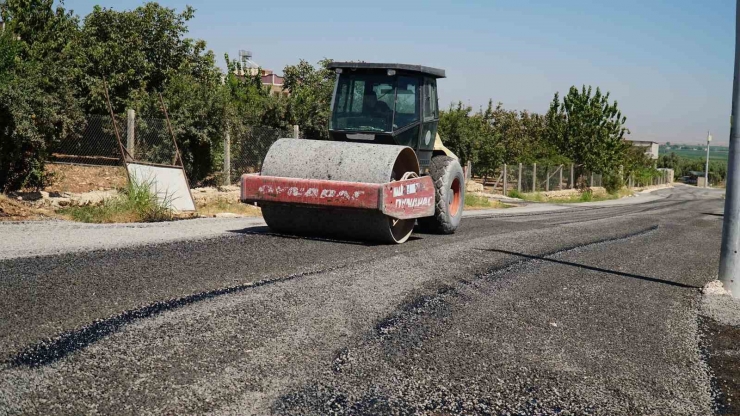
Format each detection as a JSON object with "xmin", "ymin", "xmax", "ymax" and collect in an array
[{"xmin": 327, "ymin": 62, "xmax": 445, "ymax": 170}]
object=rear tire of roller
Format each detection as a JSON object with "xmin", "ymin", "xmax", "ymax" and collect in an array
[{"xmin": 417, "ymin": 156, "xmax": 465, "ymax": 234}]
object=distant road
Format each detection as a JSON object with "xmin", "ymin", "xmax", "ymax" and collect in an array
[{"xmin": 0, "ymin": 185, "xmax": 726, "ymax": 415}]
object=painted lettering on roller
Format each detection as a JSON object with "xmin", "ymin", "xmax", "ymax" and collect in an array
[
  {"xmin": 394, "ymin": 196, "xmax": 434, "ymax": 209},
  {"xmin": 258, "ymin": 184, "xmax": 365, "ymax": 200}
]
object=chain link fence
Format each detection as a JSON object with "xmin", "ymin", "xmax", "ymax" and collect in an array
[
  {"xmin": 49, "ymin": 113, "xmax": 296, "ymax": 185},
  {"xmin": 228, "ymin": 125, "xmax": 294, "ymax": 184},
  {"xmin": 50, "ymin": 115, "xmax": 124, "ymax": 166},
  {"xmin": 131, "ymin": 118, "xmax": 176, "ymax": 166},
  {"xmin": 49, "ymin": 114, "xmax": 176, "ymax": 167}
]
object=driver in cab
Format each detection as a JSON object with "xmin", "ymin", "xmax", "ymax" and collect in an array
[{"xmin": 364, "ymin": 93, "xmax": 392, "ymax": 123}]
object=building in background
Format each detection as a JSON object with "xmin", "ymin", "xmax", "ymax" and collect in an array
[
  {"xmin": 234, "ymin": 50, "xmax": 287, "ymax": 97},
  {"xmin": 626, "ymin": 140, "xmax": 660, "ymax": 160}
]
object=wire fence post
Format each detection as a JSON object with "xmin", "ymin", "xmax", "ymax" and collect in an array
[
  {"xmin": 532, "ymin": 163, "xmax": 537, "ymax": 192},
  {"xmin": 503, "ymin": 164, "xmax": 507, "ymax": 195},
  {"xmin": 590, "ymin": 172, "xmax": 594, "ymax": 188},
  {"xmin": 545, "ymin": 166, "xmax": 550, "ymax": 191},
  {"xmin": 570, "ymin": 164, "xmax": 575, "ymax": 189},
  {"xmin": 224, "ymin": 127, "xmax": 231, "ymax": 185},
  {"xmin": 518, "ymin": 163, "xmax": 522, "ymax": 193},
  {"xmin": 293, "ymin": 125, "xmax": 300, "ymax": 139},
  {"xmin": 559, "ymin": 165, "xmax": 563, "ymax": 190},
  {"xmin": 126, "ymin": 109, "xmax": 135, "ymax": 158}
]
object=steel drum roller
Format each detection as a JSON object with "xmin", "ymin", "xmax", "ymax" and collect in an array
[{"xmin": 259, "ymin": 139, "xmax": 419, "ymax": 243}]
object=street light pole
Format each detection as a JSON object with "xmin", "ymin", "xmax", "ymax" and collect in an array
[
  {"xmin": 705, "ymin": 131, "xmax": 712, "ymax": 188},
  {"xmin": 719, "ymin": 0, "xmax": 740, "ymax": 297}
]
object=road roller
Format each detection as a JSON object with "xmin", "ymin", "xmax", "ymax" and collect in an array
[{"xmin": 240, "ymin": 62, "xmax": 464, "ymax": 243}]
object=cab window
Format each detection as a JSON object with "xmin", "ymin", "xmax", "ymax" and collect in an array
[{"xmin": 394, "ymin": 76, "xmax": 419, "ymax": 130}]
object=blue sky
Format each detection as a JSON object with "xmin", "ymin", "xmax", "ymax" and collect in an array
[{"xmin": 61, "ymin": 0, "xmax": 735, "ymax": 145}]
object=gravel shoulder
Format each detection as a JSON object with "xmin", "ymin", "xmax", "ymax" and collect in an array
[{"xmin": 0, "ymin": 217, "xmax": 263, "ymax": 260}]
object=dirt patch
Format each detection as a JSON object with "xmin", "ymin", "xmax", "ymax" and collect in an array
[
  {"xmin": 191, "ymin": 186, "xmax": 261, "ymax": 217},
  {"xmin": 538, "ymin": 187, "xmax": 607, "ymax": 198},
  {"xmin": 196, "ymin": 200, "xmax": 262, "ymax": 217},
  {"xmin": 701, "ymin": 317, "xmax": 740, "ymax": 415},
  {"xmin": 45, "ymin": 164, "xmax": 127, "ymax": 193},
  {"xmin": 0, "ymin": 194, "xmax": 57, "ymax": 221}
]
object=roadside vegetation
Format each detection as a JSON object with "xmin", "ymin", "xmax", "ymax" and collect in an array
[
  {"xmin": 60, "ymin": 180, "xmax": 172, "ymax": 223},
  {"xmin": 507, "ymin": 187, "xmax": 634, "ymax": 204},
  {"xmin": 463, "ymin": 194, "xmax": 513, "ymax": 209},
  {"xmin": 439, "ymin": 87, "xmax": 661, "ymax": 194}
]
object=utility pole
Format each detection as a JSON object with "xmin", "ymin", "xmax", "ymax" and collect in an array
[
  {"xmin": 719, "ymin": 0, "xmax": 740, "ymax": 297},
  {"xmin": 705, "ymin": 131, "xmax": 712, "ymax": 188}
]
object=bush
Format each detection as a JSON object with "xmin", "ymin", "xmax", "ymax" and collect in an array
[
  {"xmin": 579, "ymin": 190, "xmax": 593, "ymax": 202},
  {"xmin": 508, "ymin": 189, "xmax": 523, "ymax": 199},
  {"xmin": 602, "ymin": 172, "xmax": 624, "ymax": 194}
]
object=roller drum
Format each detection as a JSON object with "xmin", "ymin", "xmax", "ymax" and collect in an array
[{"xmin": 260, "ymin": 139, "xmax": 419, "ymax": 243}]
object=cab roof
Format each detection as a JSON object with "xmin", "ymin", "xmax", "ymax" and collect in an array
[{"xmin": 327, "ymin": 62, "xmax": 446, "ymax": 79}]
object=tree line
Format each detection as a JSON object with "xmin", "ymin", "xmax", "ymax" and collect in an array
[
  {"xmin": 1, "ymin": 0, "xmax": 661, "ymax": 192},
  {"xmin": 657, "ymin": 152, "xmax": 727, "ymax": 184},
  {"xmin": 439, "ymin": 87, "xmax": 659, "ymax": 191}
]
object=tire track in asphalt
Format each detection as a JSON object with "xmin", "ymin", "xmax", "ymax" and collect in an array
[
  {"xmin": 5, "ymin": 265, "xmax": 349, "ymax": 368},
  {"xmin": 371, "ymin": 224, "xmax": 667, "ymax": 340}
]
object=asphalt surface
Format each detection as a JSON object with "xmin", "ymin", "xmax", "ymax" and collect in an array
[{"xmin": 0, "ymin": 185, "xmax": 729, "ymax": 415}]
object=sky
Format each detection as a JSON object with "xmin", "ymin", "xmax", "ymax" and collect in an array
[{"xmin": 60, "ymin": 0, "xmax": 736, "ymax": 145}]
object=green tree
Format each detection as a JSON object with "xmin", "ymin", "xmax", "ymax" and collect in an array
[
  {"xmin": 439, "ymin": 102, "xmax": 485, "ymax": 167},
  {"xmin": 547, "ymin": 86, "xmax": 629, "ymax": 174},
  {"xmin": 282, "ymin": 59, "xmax": 334, "ymax": 140},
  {"xmin": 484, "ymin": 102, "xmax": 566, "ymax": 165},
  {"xmin": 0, "ymin": 0, "xmax": 83, "ymax": 191},
  {"xmin": 74, "ymin": 3, "xmax": 207, "ymax": 114},
  {"xmin": 657, "ymin": 152, "xmax": 680, "ymax": 173}
]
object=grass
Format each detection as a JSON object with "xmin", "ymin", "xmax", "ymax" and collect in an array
[
  {"xmin": 507, "ymin": 190, "xmax": 524, "ymax": 200},
  {"xmin": 507, "ymin": 188, "xmax": 634, "ymax": 204},
  {"xmin": 465, "ymin": 194, "xmax": 492, "ymax": 208},
  {"xmin": 464, "ymin": 193, "xmax": 512, "ymax": 210},
  {"xmin": 60, "ymin": 178, "xmax": 173, "ymax": 223}
]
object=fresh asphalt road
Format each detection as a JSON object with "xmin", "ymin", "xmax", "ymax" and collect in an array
[{"xmin": 0, "ymin": 185, "xmax": 727, "ymax": 415}]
